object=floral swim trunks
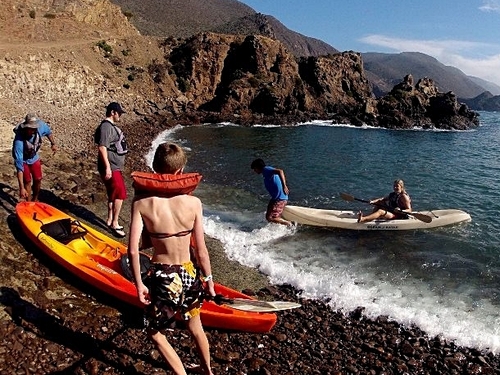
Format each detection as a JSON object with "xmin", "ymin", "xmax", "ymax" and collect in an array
[
  {"xmin": 145, "ymin": 261, "xmax": 204, "ymax": 330},
  {"xmin": 266, "ymin": 199, "xmax": 287, "ymax": 219}
]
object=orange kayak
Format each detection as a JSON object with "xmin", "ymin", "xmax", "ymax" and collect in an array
[{"xmin": 15, "ymin": 201, "xmax": 277, "ymax": 333}]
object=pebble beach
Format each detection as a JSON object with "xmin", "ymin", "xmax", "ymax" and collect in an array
[{"xmin": 1, "ymin": 118, "xmax": 500, "ymax": 375}]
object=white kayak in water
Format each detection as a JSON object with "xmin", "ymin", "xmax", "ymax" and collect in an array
[{"xmin": 282, "ymin": 205, "xmax": 471, "ymax": 230}]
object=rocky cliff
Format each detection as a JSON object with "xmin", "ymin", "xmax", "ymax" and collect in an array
[
  {"xmin": 377, "ymin": 75, "xmax": 479, "ymax": 130},
  {"xmin": 145, "ymin": 33, "xmax": 477, "ymax": 130},
  {"xmin": 150, "ymin": 33, "xmax": 372, "ymax": 125}
]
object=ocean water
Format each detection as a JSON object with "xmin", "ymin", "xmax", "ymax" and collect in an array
[{"xmin": 145, "ymin": 112, "xmax": 500, "ymax": 353}]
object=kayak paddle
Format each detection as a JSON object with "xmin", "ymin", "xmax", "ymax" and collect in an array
[
  {"xmin": 340, "ymin": 192, "xmax": 432, "ymax": 223},
  {"xmin": 206, "ymin": 294, "xmax": 301, "ymax": 313}
]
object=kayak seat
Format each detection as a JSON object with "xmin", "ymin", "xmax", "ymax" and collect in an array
[
  {"xmin": 40, "ymin": 218, "xmax": 88, "ymax": 245},
  {"xmin": 120, "ymin": 253, "xmax": 151, "ymax": 282}
]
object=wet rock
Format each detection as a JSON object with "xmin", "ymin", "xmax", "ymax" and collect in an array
[
  {"xmin": 401, "ymin": 341, "xmax": 415, "ymax": 355},
  {"xmin": 241, "ymin": 288, "xmax": 256, "ymax": 296}
]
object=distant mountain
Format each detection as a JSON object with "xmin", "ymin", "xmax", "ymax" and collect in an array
[
  {"xmin": 362, "ymin": 52, "xmax": 488, "ymax": 99},
  {"xmin": 110, "ymin": 0, "xmax": 337, "ymax": 57},
  {"xmin": 462, "ymin": 91, "xmax": 500, "ymax": 111},
  {"xmin": 211, "ymin": 13, "xmax": 338, "ymax": 57},
  {"xmin": 468, "ymin": 76, "xmax": 500, "ymax": 96}
]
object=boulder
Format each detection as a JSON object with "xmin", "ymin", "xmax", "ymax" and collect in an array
[{"xmin": 376, "ymin": 75, "xmax": 479, "ymax": 129}]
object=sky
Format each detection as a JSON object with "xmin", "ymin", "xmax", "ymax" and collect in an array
[{"xmin": 241, "ymin": 0, "xmax": 500, "ymax": 87}]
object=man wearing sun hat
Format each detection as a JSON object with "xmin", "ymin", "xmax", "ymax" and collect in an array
[
  {"xmin": 94, "ymin": 102, "xmax": 128, "ymax": 238},
  {"xmin": 12, "ymin": 113, "xmax": 57, "ymax": 202}
]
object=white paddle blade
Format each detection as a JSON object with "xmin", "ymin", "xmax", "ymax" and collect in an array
[{"xmin": 227, "ymin": 298, "xmax": 302, "ymax": 312}]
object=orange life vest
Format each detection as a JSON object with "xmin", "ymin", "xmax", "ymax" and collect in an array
[
  {"xmin": 130, "ymin": 171, "xmax": 203, "ymax": 250},
  {"xmin": 131, "ymin": 171, "xmax": 202, "ymax": 197}
]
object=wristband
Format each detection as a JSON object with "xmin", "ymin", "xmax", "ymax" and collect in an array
[{"xmin": 203, "ymin": 274, "xmax": 213, "ymax": 282}]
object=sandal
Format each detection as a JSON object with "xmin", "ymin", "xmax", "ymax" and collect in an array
[
  {"xmin": 110, "ymin": 226, "xmax": 126, "ymax": 238},
  {"xmin": 108, "ymin": 224, "xmax": 124, "ymax": 231}
]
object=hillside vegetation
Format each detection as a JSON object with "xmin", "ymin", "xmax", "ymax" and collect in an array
[
  {"xmin": 110, "ymin": 0, "xmax": 337, "ymax": 57},
  {"xmin": 211, "ymin": 14, "xmax": 338, "ymax": 57},
  {"xmin": 110, "ymin": 0, "xmax": 255, "ymax": 38}
]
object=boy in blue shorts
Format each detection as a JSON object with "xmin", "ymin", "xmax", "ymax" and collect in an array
[{"xmin": 251, "ymin": 158, "xmax": 293, "ymax": 226}]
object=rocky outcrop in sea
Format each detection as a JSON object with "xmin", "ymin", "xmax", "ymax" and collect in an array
[
  {"xmin": 376, "ymin": 74, "xmax": 479, "ymax": 130},
  {"xmin": 142, "ymin": 33, "xmax": 478, "ymax": 131}
]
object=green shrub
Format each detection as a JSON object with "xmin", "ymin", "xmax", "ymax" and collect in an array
[
  {"xmin": 148, "ymin": 59, "xmax": 166, "ymax": 83},
  {"xmin": 127, "ymin": 65, "xmax": 144, "ymax": 74},
  {"xmin": 121, "ymin": 49, "xmax": 130, "ymax": 56},
  {"xmin": 178, "ymin": 78, "xmax": 191, "ymax": 92},
  {"xmin": 96, "ymin": 40, "xmax": 113, "ymax": 54}
]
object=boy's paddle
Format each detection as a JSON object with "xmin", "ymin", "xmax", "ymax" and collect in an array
[
  {"xmin": 206, "ymin": 294, "xmax": 301, "ymax": 313},
  {"xmin": 340, "ymin": 192, "xmax": 432, "ymax": 223}
]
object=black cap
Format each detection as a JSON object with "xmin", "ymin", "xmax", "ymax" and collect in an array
[{"xmin": 106, "ymin": 102, "xmax": 126, "ymax": 114}]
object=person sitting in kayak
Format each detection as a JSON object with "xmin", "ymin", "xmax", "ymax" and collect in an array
[
  {"xmin": 357, "ymin": 179, "xmax": 412, "ymax": 223},
  {"xmin": 127, "ymin": 142, "xmax": 215, "ymax": 375}
]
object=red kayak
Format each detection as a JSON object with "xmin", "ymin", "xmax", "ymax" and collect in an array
[{"xmin": 15, "ymin": 201, "xmax": 277, "ymax": 333}]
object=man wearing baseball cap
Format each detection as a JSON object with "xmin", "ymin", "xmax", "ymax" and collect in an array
[
  {"xmin": 94, "ymin": 102, "xmax": 128, "ymax": 238},
  {"xmin": 12, "ymin": 113, "xmax": 57, "ymax": 201}
]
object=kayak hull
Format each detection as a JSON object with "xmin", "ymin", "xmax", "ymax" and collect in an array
[
  {"xmin": 282, "ymin": 205, "xmax": 471, "ymax": 230},
  {"xmin": 15, "ymin": 202, "xmax": 277, "ymax": 333}
]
